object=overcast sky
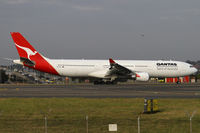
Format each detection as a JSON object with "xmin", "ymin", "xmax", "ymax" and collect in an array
[{"xmin": 0, "ymin": 0, "xmax": 200, "ymax": 65}]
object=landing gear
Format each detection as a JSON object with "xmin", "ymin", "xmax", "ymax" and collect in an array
[
  {"xmin": 93, "ymin": 80, "xmax": 117, "ymax": 85},
  {"xmin": 93, "ymin": 81, "xmax": 103, "ymax": 85},
  {"xmin": 105, "ymin": 81, "xmax": 117, "ymax": 85}
]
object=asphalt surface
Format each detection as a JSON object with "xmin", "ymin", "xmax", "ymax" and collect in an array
[{"xmin": 0, "ymin": 83, "xmax": 200, "ymax": 98}]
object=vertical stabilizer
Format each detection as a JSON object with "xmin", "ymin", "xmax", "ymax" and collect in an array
[{"xmin": 10, "ymin": 32, "xmax": 59, "ymax": 75}]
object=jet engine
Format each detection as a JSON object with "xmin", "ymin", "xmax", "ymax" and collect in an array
[{"xmin": 134, "ymin": 72, "xmax": 149, "ymax": 81}]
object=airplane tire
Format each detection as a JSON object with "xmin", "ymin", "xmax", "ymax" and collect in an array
[
  {"xmin": 94, "ymin": 81, "xmax": 104, "ymax": 85},
  {"xmin": 94, "ymin": 81, "xmax": 117, "ymax": 85},
  {"xmin": 94, "ymin": 81, "xmax": 100, "ymax": 85}
]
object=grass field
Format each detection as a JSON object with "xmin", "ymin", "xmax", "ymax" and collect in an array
[{"xmin": 0, "ymin": 98, "xmax": 199, "ymax": 133}]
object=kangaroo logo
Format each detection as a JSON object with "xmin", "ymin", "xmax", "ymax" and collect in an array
[{"xmin": 15, "ymin": 43, "xmax": 37, "ymax": 60}]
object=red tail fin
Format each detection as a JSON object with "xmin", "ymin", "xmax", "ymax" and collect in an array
[
  {"xmin": 11, "ymin": 32, "xmax": 37, "ymax": 60},
  {"xmin": 10, "ymin": 32, "xmax": 59, "ymax": 75}
]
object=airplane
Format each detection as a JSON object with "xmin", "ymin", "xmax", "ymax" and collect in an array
[{"xmin": 10, "ymin": 32, "xmax": 198, "ymax": 84}]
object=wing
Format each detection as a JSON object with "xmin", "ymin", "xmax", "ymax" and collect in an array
[{"xmin": 107, "ymin": 58, "xmax": 135, "ymax": 77}]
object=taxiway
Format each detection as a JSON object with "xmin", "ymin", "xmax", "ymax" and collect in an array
[{"xmin": 0, "ymin": 83, "xmax": 200, "ymax": 98}]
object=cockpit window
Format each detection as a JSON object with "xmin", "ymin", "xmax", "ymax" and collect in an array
[{"xmin": 190, "ymin": 65, "xmax": 194, "ymax": 68}]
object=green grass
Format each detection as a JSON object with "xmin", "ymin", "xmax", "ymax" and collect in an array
[{"xmin": 0, "ymin": 98, "xmax": 199, "ymax": 133}]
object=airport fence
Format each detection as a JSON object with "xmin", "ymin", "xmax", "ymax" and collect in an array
[{"xmin": 0, "ymin": 115, "xmax": 199, "ymax": 133}]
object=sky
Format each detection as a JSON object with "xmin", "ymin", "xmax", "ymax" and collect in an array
[{"xmin": 0, "ymin": 0, "xmax": 200, "ymax": 65}]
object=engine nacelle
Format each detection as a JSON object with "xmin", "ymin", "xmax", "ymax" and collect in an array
[{"xmin": 135, "ymin": 72, "xmax": 149, "ymax": 81}]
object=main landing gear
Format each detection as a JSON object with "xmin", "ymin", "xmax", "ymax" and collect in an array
[{"xmin": 93, "ymin": 80, "xmax": 117, "ymax": 85}]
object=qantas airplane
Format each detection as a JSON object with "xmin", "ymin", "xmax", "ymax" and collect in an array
[{"xmin": 10, "ymin": 32, "xmax": 197, "ymax": 84}]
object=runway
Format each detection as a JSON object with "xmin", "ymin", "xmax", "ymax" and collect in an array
[{"xmin": 0, "ymin": 83, "xmax": 200, "ymax": 98}]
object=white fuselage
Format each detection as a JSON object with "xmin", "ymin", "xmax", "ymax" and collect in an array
[{"xmin": 46, "ymin": 59, "xmax": 197, "ymax": 78}]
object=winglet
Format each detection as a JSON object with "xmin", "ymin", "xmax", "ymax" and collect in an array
[{"xmin": 109, "ymin": 58, "xmax": 116, "ymax": 64}]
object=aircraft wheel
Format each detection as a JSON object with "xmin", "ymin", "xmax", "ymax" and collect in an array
[
  {"xmin": 111, "ymin": 81, "xmax": 117, "ymax": 85},
  {"xmin": 94, "ymin": 81, "xmax": 100, "ymax": 85},
  {"xmin": 94, "ymin": 81, "xmax": 104, "ymax": 85},
  {"xmin": 106, "ymin": 81, "xmax": 117, "ymax": 85}
]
